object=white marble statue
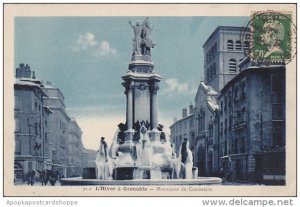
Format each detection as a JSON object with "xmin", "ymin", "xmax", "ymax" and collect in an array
[{"xmin": 176, "ymin": 139, "xmax": 194, "ymax": 179}]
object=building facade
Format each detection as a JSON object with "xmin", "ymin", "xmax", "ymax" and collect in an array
[
  {"xmin": 169, "ymin": 105, "xmax": 195, "ymax": 156},
  {"xmin": 42, "ymin": 84, "xmax": 71, "ymax": 177},
  {"xmin": 194, "ymin": 26, "xmax": 250, "ymax": 176},
  {"xmin": 193, "ymin": 82, "xmax": 219, "ymax": 176},
  {"xmin": 218, "ymin": 60, "xmax": 285, "ymax": 183},
  {"xmin": 14, "ymin": 64, "xmax": 95, "ymax": 181},
  {"xmin": 170, "ymin": 26, "xmax": 285, "ymax": 184},
  {"xmin": 14, "ymin": 64, "xmax": 50, "ymax": 180},
  {"xmin": 67, "ymin": 118, "xmax": 84, "ymax": 177}
]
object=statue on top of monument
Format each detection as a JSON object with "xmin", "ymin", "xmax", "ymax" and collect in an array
[{"xmin": 129, "ymin": 17, "xmax": 155, "ymax": 56}]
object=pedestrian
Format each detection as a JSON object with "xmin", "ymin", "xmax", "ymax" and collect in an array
[
  {"xmin": 27, "ymin": 170, "xmax": 35, "ymax": 186},
  {"xmin": 49, "ymin": 171, "xmax": 56, "ymax": 186}
]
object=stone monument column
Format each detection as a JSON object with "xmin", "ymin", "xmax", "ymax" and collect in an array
[
  {"xmin": 124, "ymin": 81, "xmax": 134, "ymax": 130},
  {"xmin": 150, "ymin": 80, "xmax": 159, "ymax": 130}
]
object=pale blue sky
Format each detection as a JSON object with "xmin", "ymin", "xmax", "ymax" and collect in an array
[{"xmin": 15, "ymin": 16, "xmax": 248, "ymax": 149}]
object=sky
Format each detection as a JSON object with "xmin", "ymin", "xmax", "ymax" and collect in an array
[{"xmin": 15, "ymin": 16, "xmax": 249, "ymax": 150}]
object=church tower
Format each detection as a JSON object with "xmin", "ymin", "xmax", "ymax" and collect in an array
[{"xmin": 202, "ymin": 26, "xmax": 250, "ymax": 92}]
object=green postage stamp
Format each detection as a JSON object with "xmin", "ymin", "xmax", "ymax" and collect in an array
[{"xmin": 251, "ymin": 11, "xmax": 292, "ymax": 63}]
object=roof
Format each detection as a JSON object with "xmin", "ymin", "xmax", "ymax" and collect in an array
[
  {"xmin": 219, "ymin": 63, "xmax": 286, "ymax": 95},
  {"xmin": 195, "ymin": 81, "xmax": 218, "ymax": 102},
  {"xmin": 207, "ymin": 98, "xmax": 219, "ymax": 112},
  {"xmin": 69, "ymin": 117, "xmax": 83, "ymax": 134},
  {"xmin": 19, "ymin": 78, "xmax": 42, "ymax": 85},
  {"xmin": 14, "ymin": 78, "xmax": 48, "ymax": 97},
  {"xmin": 169, "ymin": 113, "xmax": 193, "ymax": 129},
  {"xmin": 43, "ymin": 106, "xmax": 53, "ymax": 114},
  {"xmin": 203, "ymin": 26, "xmax": 250, "ymax": 48},
  {"xmin": 200, "ymin": 82, "xmax": 218, "ymax": 95}
]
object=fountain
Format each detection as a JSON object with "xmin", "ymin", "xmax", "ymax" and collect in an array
[{"xmin": 61, "ymin": 17, "xmax": 222, "ymax": 185}]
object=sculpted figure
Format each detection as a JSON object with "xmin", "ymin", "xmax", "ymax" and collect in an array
[
  {"xmin": 141, "ymin": 18, "xmax": 155, "ymax": 55},
  {"xmin": 129, "ymin": 17, "xmax": 155, "ymax": 56},
  {"xmin": 129, "ymin": 20, "xmax": 144, "ymax": 55}
]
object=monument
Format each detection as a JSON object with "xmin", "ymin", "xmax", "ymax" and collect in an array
[
  {"xmin": 61, "ymin": 18, "xmax": 222, "ymax": 184},
  {"xmin": 113, "ymin": 17, "xmax": 176, "ymax": 179}
]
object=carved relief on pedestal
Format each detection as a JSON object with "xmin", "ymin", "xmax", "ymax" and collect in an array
[{"xmin": 135, "ymin": 82, "xmax": 149, "ymax": 91}]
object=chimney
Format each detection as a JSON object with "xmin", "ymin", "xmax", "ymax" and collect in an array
[
  {"xmin": 173, "ymin": 117, "xmax": 177, "ymax": 123},
  {"xmin": 32, "ymin": 71, "xmax": 36, "ymax": 79},
  {"xmin": 189, "ymin": 103, "xmax": 193, "ymax": 114},
  {"xmin": 16, "ymin": 63, "xmax": 31, "ymax": 78},
  {"xmin": 182, "ymin": 108, "xmax": 187, "ymax": 118}
]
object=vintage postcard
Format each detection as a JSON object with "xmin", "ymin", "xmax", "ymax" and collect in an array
[{"xmin": 3, "ymin": 3, "xmax": 297, "ymax": 196}]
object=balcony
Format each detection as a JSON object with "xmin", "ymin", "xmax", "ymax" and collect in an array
[
  {"xmin": 232, "ymin": 121, "xmax": 247, "ymax": 131},
  {"xmin": 207, "ymin": 138, "xmax": 214, "ymax": 146},
  {"xmin": 198, "ymin": 132, "xmax": 207, "ymax": 138}
]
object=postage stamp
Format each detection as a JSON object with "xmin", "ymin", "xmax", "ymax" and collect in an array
[
  {"xmin": 251, "ymin": 11, "xmax": 294, "ymax": 64},
  {"xmin": 3, "ymin": 4, "xmax": 297, "ymax": 197}
]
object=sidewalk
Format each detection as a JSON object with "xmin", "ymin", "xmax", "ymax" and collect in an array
[{"xmin": 14, "ymin": 181, "xmax": 62, "ymax": 186}]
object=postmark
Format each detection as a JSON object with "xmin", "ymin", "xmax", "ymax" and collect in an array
[{"xmin": 240, "ymin": 10, "xmax": 296, "ymax": 65}]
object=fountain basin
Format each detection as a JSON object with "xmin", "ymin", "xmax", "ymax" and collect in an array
[{"xmin": 60, "ymin": 177, "xmax": 222, "ymax": 186}]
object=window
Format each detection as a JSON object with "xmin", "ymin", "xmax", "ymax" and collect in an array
[
  {"xmin": 207, "ymin": 67, "xmax": 211, "ymax": 82},
  {"xmin": 228, "ymin": 91, "xmax": 232, "ymax": 108},
  {"xmin": 227, "ymin": 40, "xmax": 234, "ymax": 50},
  {"xmin": 235, "ymin": 41, "xmax": 242, "ymax": 50},
  {"xmin": 271, "ymin": 75, "xmax": 284, "ymax": 93},
  {"xmin": 240, "ymin": 137, "xmax": 246, "ymax": 153},
  {"xmin": 15, "ymin": 139, "xmax": 21, "ymax": 155},
  {"xmin": 237, "ymin": 111, "xmax": 241, "ymax": 124},
  {"xmin": 14, "ymin": 96, "xmax": 20, "ymax": 110},
  {"xmin": 35, "ymin": 122, "xmax": 39, "ymax": 135},
  {"xmin": 209, "ymin": 123, "xmax": 213, "ymax": 137},
  {"xmin": 210, "ymin": 66, "xmax": 213, "ymax": 79},
  {"xmin": 244, "ymin": 41, "xmax": 250, "ymax": 50},
  {"xmin": 220, "ymin": 122, "xmax": 223, "ymax": 136},
  {"xmin": 229, "ymin": 59, "xmax": 237, "ymax": 72},
  {"xmin": 235, "ymin": 86, "xmax": 239, "ymax": 99},
  {"xmin": 198, "ymin": 110, "xmax": 205, "ymax": 134},
  {"xmin": 212, "ymin": 62, "xmax": 216, "ymax": 76},
  {"xmin": 241, "ymin": 107, "xmax": 246, "ymax": 122},
  {"xmin": 241, "ymin": 81, "xmax": 246, "ymax": 99},
  {"xmin": 220, "ymin": 101, "xmax": 223, "ymax": 114},
  {"xmin": 209, "ymin": 49, "xmax": 213, "ymax": 61},
  {"xmin": 229, "ymin": 115, "xmax": 232, "ymax": 128},
  {"xmin": 234, "ymin": 139, "xmax": 238, "ymax": 154},
  {"xmin": 213, "ymin": 43, "xmax": 217, "ymax": 56},
  {"xmin": 15, "ymin": 117, "xmax": 20, "ymax": 132},
  {"xmin": 272, "ymin": 104, "xmax": 284, "ymax": 120},
  {"xmin": 272, "ymin": 121, "xmax": 284, "ymax": 146}
]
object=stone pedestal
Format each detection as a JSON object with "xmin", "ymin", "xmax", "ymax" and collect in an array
[
  {"xmin": 124, "ymin": 129, "xmax": 134, "ymax": 142},
  {"xmin": 122, "ymin": 56, "xmax": 161, "ymax": 130},
  {"xmin": 149, "ymin": 129, "xmax": 161, "ymax": 142},
  {"xmin": 115, "ymin": 54, "xmax": 165, "ymax": 180}
]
